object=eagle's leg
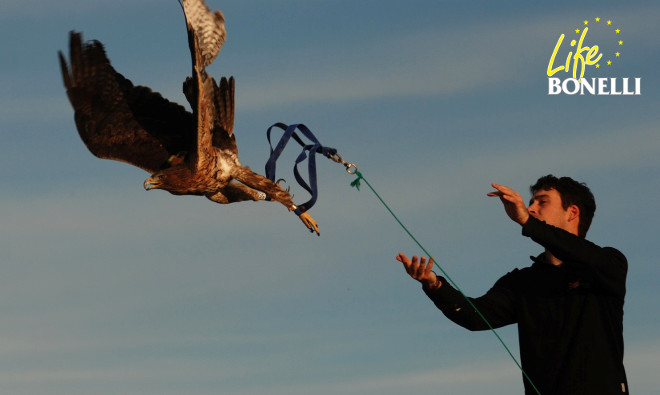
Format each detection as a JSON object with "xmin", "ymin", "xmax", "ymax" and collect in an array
[
  {"xmin": 206, "ymin": 181, "xmax": 267, "ymax": 204},
  {"xmin": 233, "ymin": 166, "xmax": 319, "ymax": 235}
]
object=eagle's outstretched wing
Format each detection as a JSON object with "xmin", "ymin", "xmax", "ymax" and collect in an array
[
  {"xmin": 59, "ymin": 31, "xmax": 195, "ymax": 174},
  {"xmin": 180, "ymin": 0, "xmax": 237, "ymax": 161},
  {"xmin": 179, "ymin": 0, "xmax": 226, "ymax": 69}
]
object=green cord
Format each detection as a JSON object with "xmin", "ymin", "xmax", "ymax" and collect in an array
[{"xmin": 351, "ymin": 171, "xmax": 541, "ymax": 395}]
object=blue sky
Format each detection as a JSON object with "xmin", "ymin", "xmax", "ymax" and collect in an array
[{"xmin": 1, "ymin": 0, "xmax": 659, "ymax": 393}]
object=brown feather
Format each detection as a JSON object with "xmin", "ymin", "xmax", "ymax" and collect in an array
[
  {"xmin": 61, "ymin": 0, "xmax": 319, "ymax": 234},
  {"xmin": 59, "ymin": 32, "xmax": 194, "ymax": 173}
]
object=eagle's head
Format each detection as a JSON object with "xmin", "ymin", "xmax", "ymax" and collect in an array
[{"xmin": 144, "ymin": 166, "xmax": 195, "ymax": 195}]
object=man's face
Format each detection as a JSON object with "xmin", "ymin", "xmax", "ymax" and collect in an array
[{"xmin": 528, "ymin": 188, "xmax": 573, "ymax": 232}]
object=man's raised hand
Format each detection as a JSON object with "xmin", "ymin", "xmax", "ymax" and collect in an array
[{"xmin": 487, "ymin": 183, "xmax": 530, "ymax": 226}]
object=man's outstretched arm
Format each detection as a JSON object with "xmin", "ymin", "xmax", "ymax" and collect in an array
[{"xmin": 396, "ymin": 252, "xmax": 516, "ymax": 330}]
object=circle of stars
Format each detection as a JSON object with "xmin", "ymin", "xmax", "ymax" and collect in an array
[{"xmin": 575, "ymin": 17, "xmax": 622, "ymax": 69}]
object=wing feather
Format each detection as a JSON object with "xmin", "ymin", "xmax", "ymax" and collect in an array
[
  {"xmin": 210, "ymin": 76, "xmax": 236, "ymax": 151},
  {"xmin": 180, "ymin": 0, "xmax": 226, "ymax": 69},
  {"xmin": 180, "ymin": 0, "xmax": 236, "ymax": 156},
  {"xmin": 59, "ymin": 31, "xmax": 194, "ymax": 173}
]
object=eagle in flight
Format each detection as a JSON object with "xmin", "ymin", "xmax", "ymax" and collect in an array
[{"xmin": 58, "ymin": 0, "xmax": 319, "ymax": 235}]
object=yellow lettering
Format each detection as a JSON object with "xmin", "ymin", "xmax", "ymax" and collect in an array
[
  {"xmin": 586, "ymin": 45, "xmax": 602, "ymax": 65},
  {"xmin": 572, "ymin": 28, "xmax": 589, "ymax": 79},
  {"xmin": 547, "ymin": 34, "xmax": 565, "ymax": 76},
  {"xmin": 548, "ymin": 28, "xmax": 602, "ymax": 80}
]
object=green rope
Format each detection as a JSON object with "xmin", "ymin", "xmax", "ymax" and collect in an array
[{"xmin": 351, "ymin": 171, "xmax": 541, "ymax": 395}]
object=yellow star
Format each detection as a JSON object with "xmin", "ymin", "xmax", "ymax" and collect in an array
[
  {"xmin": 619, "ymin": 40, "xmax": 623, "ymax": 45},
  {"xmin": 575, "ymin": 29, "xmax": 580, "ymax": 34},
  {"xmin": 607, "ymin": 20, "xmax": 612, "ymax": 25},
  {"xmin": 596, "ymin": 63, "xmax": 600, "ymax": 68},
  {"xmin": 615, "ymin": 52, "xmax": 620, "ymax": 57},
  {"xmin": 584, "ymin": 20, "xmax": 589, "ymax": 25},
  {"xmin": 607, "ymin": 60, "xmax": 612, "ymax": 65},
  {"xmin": 615, "ymin": 29, "xmax": 620, "ymax": 34},
  {"xmin": 595, "ymin": 17, "xmax": 600, "ymax": 22}
]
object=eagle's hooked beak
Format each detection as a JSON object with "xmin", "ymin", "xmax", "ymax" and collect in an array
[{"xmin": 143, "ymin": 176, "xmax": 160, "ymax": 191}]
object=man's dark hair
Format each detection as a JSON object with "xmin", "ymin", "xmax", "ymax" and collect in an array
[{"xmin": 530, "ymin": 175, "xmax": 596, "ymax": 237}]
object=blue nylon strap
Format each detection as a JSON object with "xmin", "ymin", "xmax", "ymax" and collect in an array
[{"xmin": 265, "ymin": 123, "xmax": 337, "ymax": 214}]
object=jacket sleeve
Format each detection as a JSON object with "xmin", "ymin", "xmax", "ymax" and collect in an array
[
  {"xmin": 521, "ymin": 216, "xmax": 627, "ymax": 297},
  {"xmin": 423, "ymin": 273, "xmax": 518, "ymax": 331}
]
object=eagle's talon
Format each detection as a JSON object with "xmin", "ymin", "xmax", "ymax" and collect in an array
[
  {"xmin": 275, "ymin": 179, "xmax": 291, "ymax": 193},
  {"xmin": 299, "ymin": 212, "xmax": 320, "ymax": 236}
]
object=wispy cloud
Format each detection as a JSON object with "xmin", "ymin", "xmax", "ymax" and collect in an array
[
  {"xmin": 2, "ymin": 2, "xmax": 658, "ymax": 395},
  {"xmin": 0, "ymin": 0, "xmax": 162, "ymax": 19},
  {"xmin": 234, "ymin": 3, "xmax": 660, "ymax": 110}
]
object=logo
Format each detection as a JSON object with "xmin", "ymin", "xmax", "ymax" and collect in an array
[{"xmin": 547, "ymin": 17, "xmax": 640, "ymax": 95}]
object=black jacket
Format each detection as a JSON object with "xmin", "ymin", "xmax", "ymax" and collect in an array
[{"xmin": 423, "ymin": 216, "xmax": 628, "ymax": 394}]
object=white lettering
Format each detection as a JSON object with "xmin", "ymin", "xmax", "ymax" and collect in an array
[
  {"xmin": 610, "ymin": 78, "xmax": 622, "ymax": 95},
  {"xmin": 548, "ymin": 78, "xmax": 562, "ymax": 95},
  {"xmin": 580, "ymin": 78, "xmax": 596, "ymax": 95},
  {"xmin": 563, "ymin": 78, "xmax": 580, "ymax": 95},
  {"xmin": 622, "ymin": 78, "xmax": 632, "ymax": 95},
  {"xmin": 547, "ymin": 77, "xmax": 641, "ymax": 95},
  {"xmin": 598, "ymin": 78, "xmax": 608, "ymax": 94}
]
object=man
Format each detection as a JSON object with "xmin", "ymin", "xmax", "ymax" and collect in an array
[{"xmin": 397, "ymin": 175, "xmax": 628, "ymax": 394}]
